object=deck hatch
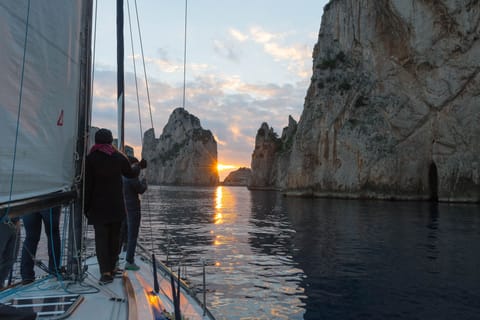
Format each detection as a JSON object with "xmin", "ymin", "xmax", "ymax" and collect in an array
[{"xmin": 5, "ymin": 294, "xmax": 83, "ymax": 319}]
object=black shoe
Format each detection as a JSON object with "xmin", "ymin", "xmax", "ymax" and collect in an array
[
  {"xmin": 98, "ymin": 274, "xmax": 113, "ymax": 285},
  {"xmin": 21, "ymin": 279, "xmax": 34, "ymax": 285},
  {"xmin": 112, "ymin": 269, "xmax": 124, "ymax": 278}
]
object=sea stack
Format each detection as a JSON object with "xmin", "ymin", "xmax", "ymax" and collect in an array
[
  {"xmin": 142, "ymin": 108, "xmax": 219, "ymax": 186},
  {"xmin": 249, "ymin": 116, "xmax": 297, "ymax": 190}
]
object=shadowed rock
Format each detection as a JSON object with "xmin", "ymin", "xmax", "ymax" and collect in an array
[{"xmin": 142, "ymin": 108, "xmax": 218, "ymax": 186}]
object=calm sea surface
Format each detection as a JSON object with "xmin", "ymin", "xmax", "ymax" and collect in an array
[{"xmin": 137, "ymin": 185, "xmax": 480, "ymax": 320}]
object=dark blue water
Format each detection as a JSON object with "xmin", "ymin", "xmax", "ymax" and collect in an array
[{"xmin": 139, "ymin": 185, "xmax": 480, "ymax": 320}]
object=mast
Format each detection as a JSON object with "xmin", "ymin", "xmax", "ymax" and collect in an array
[
  {"xmin": 117, "ymin": 0, "xmax": 125, "ymax": 151},
  {"xmin": 68, "ymin": 0, "xmax": 94, "ymax": 278}
]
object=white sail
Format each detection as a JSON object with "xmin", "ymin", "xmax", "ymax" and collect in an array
[{"xmin": 0, "ymin": 1, "xmax": 85, "ymax": 203}]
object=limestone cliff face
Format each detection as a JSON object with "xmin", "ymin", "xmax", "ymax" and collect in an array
[
  {"xmin": 284, "ymin": 0, "xmax": 480, "ymax": 201},
  {"xmin": 142, "ymin": 108, "xmax": 218, "ymax": 186},
  {"xmin": 223, "ymin": 167, "xmax": 252, "ymax": 186},
  {"xmin": 249, "ymin": 116, "xmax": 297, "ymax": 190}
]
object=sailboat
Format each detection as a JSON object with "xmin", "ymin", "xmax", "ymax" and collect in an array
[{"xmin": 0, "ymin": 1, "xmax": 215, "ymax": 319}]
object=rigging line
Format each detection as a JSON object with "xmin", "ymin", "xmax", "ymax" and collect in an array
[
  {"xmin": 91, "ymin": 0, "xmax": 98, "ymax": 110},
  {"xmin": 50, "ymin": 208, "xmax": 60, "ymax": 277},
  {"xmin": 78, "ymin": 134, "xmax": 89, "ymax": 277},
  {"xmin": 80, "ymin": 215, "xmax": 90, "ymax": 275},
  {"xmin": 125, "ymin": 3, "xmax": 156, "ymax": 261},
  {"xmin": 131, "ymin": 0, "xmax": 154, "ymax": 255},
  {"xmin": 140, "ymin": 1, "xmax": 192, "ymax": 265},
  {"xmin": 63, "ymin": 204, "xmax": 81, "ymax": 280},
  {"xmin": 182, "ymin": 0, "xmax": 188, "ymax": 109},
  {"xmin": 133, "ymin": 0, "xmax": 154, "ymax": 132},
  {"xmin": 126, "ymin": 0, "xmax": 144, "ymax": 141},
  {"xmin": 142, "ymin": 186, "xmax": 155, "ymax": 255},
  {"xmin": 75, "ymin": 0, "xmax": 96, "ymax": 208},
  {"xmin": 77, "ymin": 0, "xmax": 99, "ymax": 280},
  {"xmin": 117, "ymin": 0, "xmax": 125, "ymax": 151},
  {"xmin": 0, "ymin": 276, "xmax": 52, "ymax": 301},
  {"xmin": 2, "ymin": 0, "xmax": 31, "ymax": 222}
]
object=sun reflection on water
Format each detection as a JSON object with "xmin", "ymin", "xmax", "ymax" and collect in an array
[
  {"xmin": 214, "ymin": 186, "xmax": 223, "ymax": 224},
  {"xmin": 215, "ymin": 186, "xmax": 223, "ymax": 209}
]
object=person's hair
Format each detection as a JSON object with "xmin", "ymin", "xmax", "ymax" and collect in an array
[{"xmin": 95, "ymin": 128, "xmax": 113, "ymax": 144}]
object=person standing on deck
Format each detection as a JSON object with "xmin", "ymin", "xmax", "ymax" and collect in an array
[
  {"xmin": 0, "ymin": 216, "xmax": 19, "ymax": 288},
  {"xmin": 84, "ymin": 128, "xmax": 146, "ymax": 285},
  {"xmin": 122, "ymin": 156, "xmax": 147, "ymax": 271},
  {"xmin": 20, "ymin": 206, "xmax": 61, "ymax": 284}
]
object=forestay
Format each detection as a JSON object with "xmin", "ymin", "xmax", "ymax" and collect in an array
[{"xmin": 0, "ymin": 1, "xmax": 85, "ymax": 203}]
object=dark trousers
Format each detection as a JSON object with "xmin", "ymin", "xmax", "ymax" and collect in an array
[
  {"xmin": 0, "ymin": 222, "xmax": 19, "ymax": 288},
  {"xmin": 125, "ymin": 209, "xmax": 141, "ymax": 263},
  {"xmin": 93, "ymin": 221, "xmax": 121, "ymax": 275},
  {"xmin": 20, "ymin": 207, "xmax": 61, "ymax": 281}
]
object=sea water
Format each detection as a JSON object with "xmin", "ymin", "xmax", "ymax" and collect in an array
[{"xmin": 138, "ymin": 185, "xmax": 480, "ymax": 320}]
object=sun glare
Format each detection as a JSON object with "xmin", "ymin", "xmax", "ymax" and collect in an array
[{"xmin": 217, "ymin": 163, "xmax": 236, "ymax": 172}]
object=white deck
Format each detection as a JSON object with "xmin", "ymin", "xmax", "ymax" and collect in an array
[{"xmin": 0, "ymin": 252, "xmax": 214, "ymax": 320}]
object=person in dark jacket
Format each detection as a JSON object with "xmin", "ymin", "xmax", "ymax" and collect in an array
[
  {"xmin": 85, "ymin": 128, "xmax": 146, "ymax": 285},
  {"xmin": 123, "ymin": 156, "xmax": 147, "ymax": 271}
]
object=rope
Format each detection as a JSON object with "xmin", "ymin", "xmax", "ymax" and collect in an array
[
  {"xmin": 149, "ymin": 0, "xmax": 192, "ymax": 272},
  {"xmin": 182, "ymin": 0, "xmax": 188, "ymax": 108},
  {"xmin": 91, "ymin": 0, "xmax": 98, "ymax": 103},
  {"xmin": 126, "ymin": 0, "xmax": 144, "ymax": 142},
  {"xmin": 133, "ymin": 0, "xmax": 154, "ymax": 131},
  {"xmin": 78, "ymin": 0, "xmax": 98, "ymax": 278},
  {"xmin": 2, "ymin": 0, "xmax": 31, "ymax": 222},
  {"xmin": 142, "ymin": 189, "xmax": 155, "ymax": 255},
  {"xmin": 125, "ymin": 0, "xmax": 155, "ymax": 256},
  {"xmin": 49, "ymin": 208, "xmax": 60, "ymax": 276},
  {"xmin": 123, "ymin": 0, "xmax": 195, "ymax": 286}
]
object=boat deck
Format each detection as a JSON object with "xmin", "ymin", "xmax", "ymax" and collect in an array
[{"xmin": 0, "ymin": 253, "xmax": 214, "ymax": 320}]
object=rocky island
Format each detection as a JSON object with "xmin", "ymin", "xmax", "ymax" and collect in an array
[
  {"xmin": 222, "ymin": 167, "xmax": 252, "ymax": 186},
  {"xmin": 142, "ymin": 108, "xmax": 218, "ymax": 186},
  {"xmin": 249, "ymin": 0, "xmax": 480, "ymax": 202}
]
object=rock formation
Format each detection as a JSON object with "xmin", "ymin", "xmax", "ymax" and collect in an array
[
  {"xmin": 249, "ymin": 116, "xmax": 297, "ymax": 190},
  {"xmin": 222, "ymin": 167, "xmax": 252, "ymax": 186},
  {"xmin": 142, "ymin": 108, "xmax": 218, "ymax": 186},
  {"xmin": 251, "ymin": 0, "xmax": 480, "ymax": 202}
]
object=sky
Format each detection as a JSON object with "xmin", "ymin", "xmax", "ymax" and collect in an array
[{"xmin": 91, "ymin": 0, "xmax": 329, "ymax": 180}]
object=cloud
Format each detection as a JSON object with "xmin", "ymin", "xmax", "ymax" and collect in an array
[
  {"xmin": 263, "ymin": 42, "xmax": 309, "ymax": 63},
  {"xmin": 213, "ymin": 39, "xmax": 240, "ymax": 62},
  {"xmin": 229, "ymin": 125, "xmax": 243, "ymax": 141},
  {"xmin": 92, "ymin": 48, "xmax": 309, "ymax": 169},
  {"xmin": 213, "ymin": 25, "xmax": 314, "ymax": 81},
  {"xmin": 249, "ymin": 26, "xmax": 280, "ymax": 44},
  {"xmin": 249, "ymin": 27, "xmax": 312, "ymax": 79},
  {"xmin": 229, "ymin": 28, "xmax": 248, "ymax": 42},
  {"xmin": 146, "ymin": 56, "xmax": 182, "ymax": 73},
  {"xmin": 214, "ymin": 133, "xmax": 227, "ymax": 146}
]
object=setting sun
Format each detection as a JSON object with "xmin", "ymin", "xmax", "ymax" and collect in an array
[{"xmin": 217, "ymin": 163, "xmax": 236, "ymax": 172}]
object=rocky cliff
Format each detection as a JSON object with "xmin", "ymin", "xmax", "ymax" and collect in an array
[
  {"xmin": 249, "ymin": 116, "xmax": 297, "ymax": 189},
  {"xmin": 142, "ymin": 108, "xmax": 218, "ymax": 186},
  {"xmin": 252, "ymin": 0, "xmax": 480, "ymax": 202},
  {"xmin": 222, "ymin": 167, "xmax": 252, "ymax": 186}
]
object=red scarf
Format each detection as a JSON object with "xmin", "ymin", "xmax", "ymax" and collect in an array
[{"xmin": 89, "ymin": 144, "xmax": 116, "ymax": 155}]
